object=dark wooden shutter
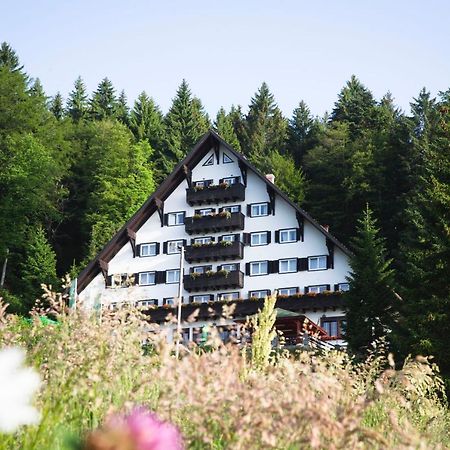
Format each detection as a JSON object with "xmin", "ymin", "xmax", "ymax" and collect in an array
[
  {"xmin": 136, "ymin": 244, "xmax": 141, "ymax": 257},
  {"xmin": 194, "ymin": 209, "xmax": 200, "ymax": 215},
  {"xmin": 304, "ymin": 286, "xmax": 309, "ymax": 294},
  {"xmin": 243, "ymin": 233, "xmax": 250, "ymax": 245},
  {"xmin": 218, "ymin": 235, "xmax": 222, "ymax": 242},
  {"xmin": 219, "ymin": 178, "xmax": 224, "ymax": 184},
  {"xmin": 266, "ymin": 231, "xmax": 271, "ymax": 244},
  {"xmin": 155, "ymin": 242, "xmax": 160, "ymax": 255},
  {"xmin": 156, "ymin": 271, "xmax": 166, "ymax": 284},
  {"xmin": 182, "ymin": 239, "xmax": 187, "ymax": 247},
  {"xmin": 275, "ymin": 230, "xmax": 280, "ymax": 243},
  {"xmin": 218, "ymin": 207, "xmax": 223, "ymax": 213},
  {"xmin": 327, "ymin": 255, "xmax": 334, "ymax": 269},
  {"xmin": 211, "ymin": 236, "xmax": 215, "ymax": 241},
  {"xmin": 270, "ymin": 260, "xmax": 278, "ymax": 274},
  {"xmin": 297, "ymin": 257, "xmax": 308, "ymax": 271},
  {"xmin": 326, "ymin": 284, "xmax": 331, "ymax": 291},
  {"xmin": 334, "ymin": 283, "xmax": 339, "ymax": 292},
  {"xmin": 163, "ymin": 242, "xmax": 168, "ymax": 254},
  {"xmin": 245, "ymin": 263, "xmax": 250, "ymax": 276},
  {"xmin": 296, "ymin": 228, "xmax": 301, "ymax": 241},
  {"xmin": 247, "ymin": 205, "xmax": 252, "ymax": 217},
  {"xmin": 133, "ymin": 273, "xmax": 139, "ymax": 285},
  {"xmin": 209, "ymin": 294, "xmax": 215, "ymax": 301},
  {"xmin": 163, "ymin": 214, "xmax": 169, "ymax": 226},
  {"xmin": 267, "ymin": 203, "xmax": 272, "ymax": 215},
  {"xmin": 189, "ymin": 295, "xmax": 194, "ymax": 303},
  {"xmin": 105, "ymin": 275, "xmax": 112, "ymax": 287}
]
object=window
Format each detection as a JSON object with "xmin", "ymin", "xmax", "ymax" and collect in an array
[
  {"xmin": 222, "ymin": 205, "xmax": 240, "ymax": 213},
  {"xmin": 203, "ymin": 154, "xmax": 214, "ymax": 166},
  {"xmin": 192, "ymin": 295, "xmax": 211, "ymax": 303},
  {"xmin": 250, "ymin": 261, "xmax": 268, "ymax": 276},
  {"xmin": 193, "ymin": 236, "xmax": 212, "ymax": 245},
  {"xmin": 279, "ymin": 258, "xmax": 297, "ymax": 273},
  {"xmin": 166, "ymin": 269, "xmax": 180, "ymax": 284},
  {"xmin": 223, "ymin": 152, "xmax": 233, "ymax": 164},
  {"xmin": 139, "ymin": 272, "xmax": 156, "ymax": 286},
  {"xmin": 321, "ymin": 317, "xmax": 346, "ymax": 338},
  {"xmin": 221, "ymin": 234, "xmax": 236, "ymax": 242},
  {"xmin": 250, "ymin": 231, "xmax": 269, "ymax": 246},
  {"xmin": 167, "ymin": 212, "xmax": 185, "ymax": 226},
  {"xmin": 196, "ymin": 208, "xmax": 215, "ymax": 216},
  {"xmin": 136, "ymin": 299, "xmax": 158, "ymax": 307},
  {"xmin": 139, "ymin": 243, "xmax": 157, "ymax": 257},
  {"xmin": 336, "ymin": 283, "xmax": 350, "ymax": 292},
  {"xmin": 220, "ymin": 263, "xmax": 238, "ymax": 272},
  {"xmin": 278, "ymin": 287, "xmax": 298, "ymax": 296},
  {"xmin": 249, "ymin": 290, "xmax": 270, "ymax": 299},
  {"xmin": 192, "ymin": 265, "xmax": 212, "ymax": 274},
  {"xmin": 163, "ymin": 297, "xmax": 176, "ymax": 305},
  {"xmin": 250, "ymin": 203, "xmax": 269, "ymax": 217},
  {"xmin": 167, "ymin": 240, "xmax": 184, "ymax": 254},
  {"xmin": 194, "ymin": 179, "xmax": 213, "ymax": 188},
  {"xmin": 279, "ymin": 229, "xmax": 297, "ymax": 243},
  {"xmin": 221, "ymin": 176, "xmax": 239, "ymax": 185},
  {"xmin": 218, "ymin": 292, "xmax": 239, "ymax": 301},
  {"xmin": 308, "ymin": 285, "xmax": 328, "ymax": 294},
  {"xmin": 308, "ymin": 255, "xmax": 327, "ymax": 271}
]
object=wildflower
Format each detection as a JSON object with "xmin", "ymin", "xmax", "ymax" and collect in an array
[
  {"xmin": 0, "ymin": 347, "xmax": 41, "ymax": 432},
  {"xmin": 84, "ymin": 407, "xmax": 184, "ymax": 450}
]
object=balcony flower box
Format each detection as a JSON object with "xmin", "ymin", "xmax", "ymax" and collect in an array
[
  {"xmin": 185, "ymin": 240, "xmax": 244, "ymax": 263},
  {"xmin": 184, "ymin": 270, "xmax": 244, "ymax": 292},
  {"xmin": 186, "ymin": 182, "xmax": 245, "ymax": 206},
  {"xmin": 185, "ymin": 212, "xmax": 245, "ymax": 235}
]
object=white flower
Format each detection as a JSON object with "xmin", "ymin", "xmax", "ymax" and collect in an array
[{"xmin": 0, "ymin": 347, "xmax": 41, "ymax": 433}]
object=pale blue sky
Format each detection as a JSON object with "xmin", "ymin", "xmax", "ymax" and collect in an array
[{"xmin": 2, "ymin": 0, "xmax": 449, "ymax": 117}]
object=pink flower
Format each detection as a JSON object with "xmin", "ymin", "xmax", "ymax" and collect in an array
[{"xmin": 84, "ymin": 407, "xmax": 184, "ymax": 450}]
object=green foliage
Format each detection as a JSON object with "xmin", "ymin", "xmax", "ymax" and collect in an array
[
  {"xmin": 0, "ymin": 41, "xmax": 24, "ymax": 73},
  {"xmin": 50, "ymin": 92, "xmax": 64, "ymax": 120},
  {"xmin": 66, "ymin": 76, "xmax": 88, "ymax": 122},
  {"xmin": 345, "ymin": 206, "xmax": 398, "ymax": 355},
  {"xmin": 214, "ymin": 107, "xmax": 241, "ymax": 150},
  {"xmin": 89, "ymin": 77, "xmax": 118, "ymax": 120}
]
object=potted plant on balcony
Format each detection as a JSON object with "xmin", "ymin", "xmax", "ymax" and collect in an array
[
  {"xmin": 219, "ymin": 182, "xmax": 230, "ymax": 189},
  {"xmin": 216, "ymin": 269, "xmax": 230, "ymax": 278},
  {"xmin": 218, "ymin": 210, "xmax": 231, "ymax": 219},
  {"xmin": 193, "ymin": 185, "xmax": 204, "ymax": 192},
  {"xmin": 219, "ymin": 240, "xmax": 233, "ymax": 247},
  {"xmin": 189, "ymin": 272, "xmax": 201, "ymax": 279}
]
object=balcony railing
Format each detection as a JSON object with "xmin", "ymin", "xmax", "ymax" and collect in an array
[
  {"xmin": 185, "ymin": 240, "xmax": 244, "ymax": 263},
  {"xmin": 186, "ymin": 182, "xmax": 245, "ymax": 206},
  {"xmin": 184, "ymin": 270, "xmax": 244, "ymax": 292},
  {"xmin": 185, "ymin": 212, "xmax": 245, "ymax": 235}
]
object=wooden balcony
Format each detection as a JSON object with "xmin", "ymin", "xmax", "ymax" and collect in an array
[
  {"xmin": 184, "ymin": 270, "xmax": 244, "ymax": 292},
  {"xmin": 185, "ymin": 240, "xmax": 244, "ymax": 263},
  {"xmin": 185, "ymin": 212, "xmax": 245, "ymax": 235},
  {"xmin": 186, "ymin": 183, "xmax": 245, "ymax": 206}
]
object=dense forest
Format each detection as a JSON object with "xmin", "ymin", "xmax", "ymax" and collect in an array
[{"xmin": 0, "ymin": 42, "xmax": 449, "ymax": 380}]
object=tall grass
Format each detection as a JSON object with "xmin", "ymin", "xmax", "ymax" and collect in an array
[{"xmin": 0, "ymin": 289, "xmax": 449, "ymax": 449}]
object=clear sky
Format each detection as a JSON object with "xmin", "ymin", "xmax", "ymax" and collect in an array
[{"xmin": 2, "ymin": 0, "xmax": 449, "ymax": 117}]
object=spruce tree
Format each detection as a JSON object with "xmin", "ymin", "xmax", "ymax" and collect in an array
[
  {"xmin": 116, "ymin": 89, "xmax": 129, "ymax": 125},
  {"xmin": 29, "ymin": 78, "xmax": 48, "ymax": 108},
  {"xmin": 0, "ymin": 42, "xmax": 24, "ymax": 73},
  {"xmin": 66, "ymin": 76, "xmax": 88, "ymax": 121},
  {"xmin": 50, "ymin": 92, "xmax": 64, "ymax": 120},
  {"xmin": 21, "ymin": 225, "xmax": 58, "ymax": 310},
  {"xmin": 345, "ymin": 206, "xmax": 398, "ymax": 355},
  {"xmin": 214, "ymin": 107, "xmax": 241, "ymax": 150},
  {"xmin": 89, "ymin": 77, "xmax": 118, "ymax": 120}
]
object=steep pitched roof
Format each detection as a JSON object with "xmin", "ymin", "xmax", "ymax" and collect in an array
[{"xmin": 77, "ymin": 130, "xmax": 351, "ymax": 294}]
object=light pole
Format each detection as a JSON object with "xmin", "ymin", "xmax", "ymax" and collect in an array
[{"xmin": 175, "ymin": 245, "xmax": 185, "ymax": 358}]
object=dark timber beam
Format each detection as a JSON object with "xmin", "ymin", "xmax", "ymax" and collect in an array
[
  {"xmin": 182, "ymin": 164, "xmax": 192, "ymax": 189},
  {"xmin": 267, "ymin": 185, "xmax": 276, "ymax": 215},
  {"xmin": 127, "ymin": 228, "xmax": 137, "ymax": 257},
  {"xmin": 238, "ymin": 160, "xmax": 248, "ymax": 186},
  {"xmin": 296, "ymin": 212, "xmax": 304, "ymax": 241},
  {"xmin": 326, "ymin": 238, "xmax": 335, "ymax": 269},
  {"xmin": 155, "ymin": 197, "xmax": 164, "ymax": 227},
  {"xmin": 98, "ymin": 259, "xmax": 109, "ymax": 286}
]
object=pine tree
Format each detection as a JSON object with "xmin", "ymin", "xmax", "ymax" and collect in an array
[
  {"xmin": 161, "ymin": 80, "xmax": 209, "ymax": 178},
  {"xmin": 116, "ymin": 89, "xmax": 129, "ymax": 125},
  {"xmin": 66, "ymin": 76, "xmax": 88, "ymax": 121},
  {"xmin": 345, "ymin": 206, "xmax": 398, "ymax": 355},
  {"xmin": 331, "ymin": 75, "xmax": 376, "ymax": 138},
  {"xmin": 214, "ymin": 107, "xmax": 241, "ymax": 150},
  {"xmin": 50, "ymin": 92, "xmax": 64, "ymax": 120},
  {"xmin": 0, "ymin": 42, "xmax": 24, "ymax": 73},
  {"xmin": 29, "ymin": 78, "xmax": 48, "ymax": 108},
  {"xmin": 89, "ymin": 78, "xmax": 118, "ymax": 120},
  {"xmin": 129, "ymin": 91, "xmax": 164, "ymax": 148},
  {"xmin": 243, "ymin": 82, "xmax": 287, "ymax": 164},
  {"xmin": 21, "ymin": 225, "xmax": 58, "ymax": 310}
]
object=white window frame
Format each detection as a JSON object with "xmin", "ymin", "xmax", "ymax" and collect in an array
[
  {"xmin": 139, "ymin": 242, "xmax": 157, "ymax": 257},
  {"xmin": 278, "ymin": 287, "xmax": 298, "ymax": 296},
  {"xmin": 308, "ymin": 285, "xmax": 328, "ymax": 294},
  {"xmin": 250, "ymin": 290, "xmax": 269, "ymax": 299},
  {"xmin": 279, "ymin": 258, "xmax": 297, "ymax": 274},
  {"xmin": 221, "ymin": 234, "xmax": 236, "ymax": 242},
  {"xmin": 308, "ymin": 255, "xmax": 327, "ymax": 271},
  {"xmin": 167, "ymin": 240, "xmax": 184, "ymax": 254},
  {"xmin": 222, "ymin": 205, "xmax": 240, "ymax": 213},
  {"xmin": 218, "ymin": 292, "xmax": 239, "ymax": 301},
  {"xmin": 250, "ymin": 203, "xmax": 269, "ymax": 217},
  {"xmin": 337, "ymin": 283, "xmax": 350, "ymax": 292},
  {"xmin": 197, "ymin": 208, "xmax": 215, "ymax": 216},
  {"xmin": 221, "ymin": 263, "xmax": 237, "ymax": 272},
  {"xmin": 222, "ymin": 176, "xmax": 238, "ymax": 185},
  {"xmin": 192, "ymin": 265, "xmax": 211, "ymax": 274},
  {"xmin": 279, "ymin": 229, "xmax": 297, "ymax": 243},
  {"xmin": 250, "ymin": 231, "xmax": 268, "ymax": 246},
  {"xmin": 250, "ymin": 261, "xmax": 269, "ymax": 276},
  {"xmin": 192, "ymin": 295, "xmax": 211, "ymax": 303},
  {"xmin": 193, "ymin": 236, "xmax": 213, "ymax": 245},
  {"xmin": 136, "ymin": 299, "xmax": 158, "ymax": 307},
  {"xmin": 139, "ymin": 272, "xmax": 156, "ymax": 286},
  {"xmin": 167, "ymin": 212, "xmax": 185, "ymax": 226},
  {"xmin": 166, "ymin": 269, "xmax": 180, "ymax": 284},
  {"xmin": 163, "ymin": 297, "xmax": 175, "ymax": 305}
]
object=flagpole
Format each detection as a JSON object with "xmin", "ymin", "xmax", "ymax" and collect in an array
[{"xmin": 175, "ymin": 245, "xmax": 184, "ymax": 358}]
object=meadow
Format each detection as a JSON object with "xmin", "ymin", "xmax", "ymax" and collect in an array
[{"xmin": 0, "ymin": 287, "xmax": 449, "ymax": 450}]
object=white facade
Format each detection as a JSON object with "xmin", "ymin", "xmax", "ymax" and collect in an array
[{"xmin": 78, "ymin": 138, "xmax": 350, "ymax": 341}]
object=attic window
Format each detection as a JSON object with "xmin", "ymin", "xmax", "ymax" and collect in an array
[
  {"xmin": 223, "ymin": 152, "xmax": 233, "ymax": 164},
  {"xmin": 203, "ymin": 154, "xmax": 214, "ymax": 166}
]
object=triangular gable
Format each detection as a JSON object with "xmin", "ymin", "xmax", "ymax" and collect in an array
[{"xmin": 77, "ymin": 129, "xmax": 351, "ymax": 294}]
